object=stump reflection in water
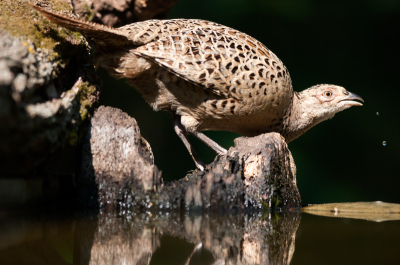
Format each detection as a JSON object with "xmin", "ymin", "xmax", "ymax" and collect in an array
[{"xmin": 75, "ymin": 211, "xmax": 301, "ymax": 265}]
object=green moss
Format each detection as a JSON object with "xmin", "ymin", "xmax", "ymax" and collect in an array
[
  {"xmin": 0, "ymin": 0, "xmax": 88, "ymax": 70},
  {"xmin": 274, "ymin": 197, "xmax": 283, "ymax": 208},
  {"xmin": 1, "ymin": 1, "xmax": 75, "ymax": 49},
  {"xmin": 261, "ymin": 200, "xmax": 270, "ymax": 209},
  {"xmin": 78, "ymin": 81, "xmax": 97, "ymax": 121},
  {"xmin": 81, "ymin": 3, "xmax": 95, "ymax": 21},
  {"xmin": 261, "ymin": 196, "xmax": 283, "ymax": 209}
]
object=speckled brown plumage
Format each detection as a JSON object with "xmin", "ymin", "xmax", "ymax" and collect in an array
[{"xmin": 30, "ymin": 4, "xmax": 363, "ymax": 170}]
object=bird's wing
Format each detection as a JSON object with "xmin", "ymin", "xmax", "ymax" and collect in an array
[{"xmin": 134, "ymin": 20, "xmax": 288, "ymax": 101}]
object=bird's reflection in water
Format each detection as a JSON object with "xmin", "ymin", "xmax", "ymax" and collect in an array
[{"xmin": 74, "ymin": 210, "xmax": 301, "ymax": 265}]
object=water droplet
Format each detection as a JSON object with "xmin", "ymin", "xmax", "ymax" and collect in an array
[
  {"xmin": 376, "ymin": 112, "xmax": 379, "ymax": 115},
  {"xmin": 382, "ymin": 141, "xmax": 387, "ymax": 146}
]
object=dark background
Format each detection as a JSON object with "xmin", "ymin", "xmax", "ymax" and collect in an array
[{"xmin": 98, "ymin": 0, "xmax": 400, "ymax": 205}]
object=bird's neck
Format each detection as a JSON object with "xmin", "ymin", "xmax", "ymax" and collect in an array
[{"xmin": 283, "ymin": 92, "xmax": 320, "ymax": 143}]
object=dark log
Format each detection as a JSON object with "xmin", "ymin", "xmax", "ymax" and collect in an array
[{"xmin": 79, "ymin": 106, "xmax": 301, "ymax": 210}]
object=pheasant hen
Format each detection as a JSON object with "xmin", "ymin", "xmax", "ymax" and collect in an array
[{"xmin": 30, "ymin": 4, "xmax": 364, "ymax": 170}]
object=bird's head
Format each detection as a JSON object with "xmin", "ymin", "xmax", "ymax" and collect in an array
[{"xmin": 298, "ymin": 84, "xmax": 364, "ymax": 123}]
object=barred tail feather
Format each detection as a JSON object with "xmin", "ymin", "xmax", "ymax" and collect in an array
[{"xmin": 28, "ymin": 3, "xmax": 131, "ymax": 48}]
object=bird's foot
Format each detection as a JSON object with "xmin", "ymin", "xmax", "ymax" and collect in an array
[
  {"xmin": 215, "ymin": 148, "xmax": 227, "ymax": 157},
  {"xmin": 194, "ymin": 158, "xmax": 205, "ymax": 171}
]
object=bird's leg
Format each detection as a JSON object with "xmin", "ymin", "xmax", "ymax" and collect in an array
[
  {"xmin": 173, "ymin": 115, "xmax": 205, "ymax": 171},
  {"xmin": 190, "ymin": 131, "xmax": 227, "ymax": 156}
]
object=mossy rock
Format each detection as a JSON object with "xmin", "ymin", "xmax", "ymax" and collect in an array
[{"xmin": 0, "ymin": 0, "xmax": 100, "ymax": 174}]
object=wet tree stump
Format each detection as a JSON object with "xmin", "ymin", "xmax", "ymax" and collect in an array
[{"xmin": 79, "ymin": 106, "xmax": 301, "ymax": 210}]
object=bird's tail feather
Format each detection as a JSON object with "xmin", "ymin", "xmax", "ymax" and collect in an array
[{"xmin": 28, "ymin": 3, "xmax": 131, "ymax": 48}]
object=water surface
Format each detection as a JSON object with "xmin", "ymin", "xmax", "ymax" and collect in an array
[{"xmin": 0, "ymin": 210, "xmax": 398, "ymax": 265}]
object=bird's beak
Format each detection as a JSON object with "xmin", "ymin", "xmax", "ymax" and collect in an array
[{"xmin": 339, "ymin": 92, "xmax": 364, "ymax": 106}]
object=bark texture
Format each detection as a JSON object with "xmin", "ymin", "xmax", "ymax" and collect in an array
[
  {"xmin": 80, "ymin": 106, "xmax": 301, "ymax": 210},
  {"xmin": 156, "ymin": 132, "xmax": 300, "ymax": 210},
  {"xmin": 77, "ymin": 106, "xmax": 162, "ymax": 208}
]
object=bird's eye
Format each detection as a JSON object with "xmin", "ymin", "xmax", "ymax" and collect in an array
[{"xmin": 324, "ymin": 91, "xmax": 333, "ymax": 97}]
